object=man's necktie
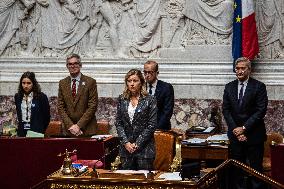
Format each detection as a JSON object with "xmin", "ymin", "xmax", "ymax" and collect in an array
[
  {"xmin": 149, "ymin": 84, "xmax": 153, "ymax": 95},
  {"xmin": 238, "ymin": 83, "xmax": 244, "ymax": 106},
  {"xmin": 72, "ymin": 79, "xmax": 76, "ymax": 98}
]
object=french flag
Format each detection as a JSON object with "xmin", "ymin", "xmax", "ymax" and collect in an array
[{"xmin": 232, "ymin": 0, "xmax": 259, "ymax": 67}]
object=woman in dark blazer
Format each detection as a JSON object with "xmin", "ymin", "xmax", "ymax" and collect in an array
[
  {"xmin": 15, "ymin": 72, "xmax": 50, "ymax": 137},
  {"xmin": 115, "ymin": 69, "xmax": 157, "ymax": 170}
]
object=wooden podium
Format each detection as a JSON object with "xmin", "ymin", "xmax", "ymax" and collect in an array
[
  {"xmin": 32, "ymin": 169, "xmax": 219, "ymax": 189},
  {"xmin": 31, "ymin": 159, "xmax": 284, "ymax": 189},
  {"xmin": 0, "ymin": 136, "xmax": 119, "ymax": 189}
]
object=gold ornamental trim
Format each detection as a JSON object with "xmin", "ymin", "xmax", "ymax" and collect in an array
[{"xmin": 50, "ymin": 183, "xmax": 182, "ymax": 189}]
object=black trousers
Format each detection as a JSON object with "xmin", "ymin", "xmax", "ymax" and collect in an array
[{"xmin": 229, "ymin": 142, "xmax": 266, "ymax": 189}]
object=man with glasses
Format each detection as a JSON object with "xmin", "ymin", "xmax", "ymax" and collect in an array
[
  {"xmin": 58, "ymin": 53, "xmax": 98, "ymax": 137},
  {"xmin": 222, "ymin": 57, "xmax": 268, "ymax": 189},
  {"xmin": 143, "ymin": 60, "xmax": 174, "ymax": 130}
]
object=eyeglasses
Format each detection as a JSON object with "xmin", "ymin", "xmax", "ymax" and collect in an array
[
  {"xmin": 143, "ymin": 70, "xmax": 156, "ymax": 75},
  {"xmin": 235, "ymin": 67, "xmax": 248, "ymax": 72},
  {"xmin": 67, "ymin": 62, "xmax": 80, "ymax": 67}
]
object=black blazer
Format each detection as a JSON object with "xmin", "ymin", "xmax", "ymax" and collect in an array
[
  {"xmin": 115, "ymin": 94, "xmax": 157, "ymax": 159},
  {"xmin": 155, "ymin": 80, "xmax": 174, "ymax": 130},
  {"xmin": 15, "ymin": 92, "xmax": 50, "ymax": 137},
  {"xmin": 222, "ymin": 78, "xmax": 268, "ymax": 144}
]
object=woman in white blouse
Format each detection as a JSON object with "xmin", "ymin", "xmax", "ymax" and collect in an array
[{"xmin": 115, "ymin": 69, "xmax": 157, "ymax": 170}]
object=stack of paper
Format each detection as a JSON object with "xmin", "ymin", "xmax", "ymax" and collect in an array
[
  {"xmin": 158, "ymin": 172, "xmax": 182, "ymax": 181},
  {"xmin": 206, "ymin": 134, "xmax": 229, "ymax": 145},
  {"xmin": 182, "ymin": 138, "xmax": 207, "ymax": 145}
]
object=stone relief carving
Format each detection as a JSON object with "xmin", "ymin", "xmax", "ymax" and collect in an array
[
  {"xmin": 0, "ymin": 0, "xmax": 32, "ymax": 56},
  {"xmin": 87, "ymin": 0, "xmax": 122, "ymax": 57},
  {"xmin": 181, "ymin": 0, "xmax": 233, "ymax": 46},
  {"xmin": 0, "ymin": 0, "xmax": 283, "ymax": 59},
  {"xmin": 128, "ymin": 0, "xmax": 162, "ymax": 58},
  {"xmin": 255, "ymin": 0, "xmax": 284, "ymax": 59}
]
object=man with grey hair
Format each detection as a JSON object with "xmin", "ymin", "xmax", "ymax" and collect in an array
[
  {"xmin": 58, "ymin": 53, "xmax": 98, "ymax": 137},
  {"xmin": 222, "ymin": 57, "xmax": 268, "ymax": 189}
]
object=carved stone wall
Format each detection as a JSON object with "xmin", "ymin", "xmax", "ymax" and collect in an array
[{"xmin": 0, "ymin": 0, "xmax": 282, "ymax": 59}]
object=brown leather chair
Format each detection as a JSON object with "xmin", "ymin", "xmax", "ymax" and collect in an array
[
  {"xmin": 45, "ymin": 121, "xmax": 62, "ymax": 137},
  {"xmin": 96, "ymin": 120, "xmax": 110, "ymax": 135},
  {"xmin": 45, "ymin": 120, "xmax": 109, "ymax": 137},
  {"xmin": 263, "ymin": 132, "xmax": 283, "ymax": 176},
  {"xmin": 154, "ymin": 130, "xmax": 177, "ymax": 171}
]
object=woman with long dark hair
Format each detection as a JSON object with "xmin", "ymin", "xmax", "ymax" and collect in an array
[{"xmin": 15, "ymin": 71, "xmax": 50, "ymax": 137}]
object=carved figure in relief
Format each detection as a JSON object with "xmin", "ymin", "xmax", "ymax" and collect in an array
[
  {"xmin": 128, "ymin": 0, "xmax": 162, "ymax": 58},
  {"xmin": 22, "ymin": 0, "xmax": 61, "ymax": 56},
  {"xmin": 21, "ymin": 0, "xmax": 90, "ymax": 57},
  {"xmin": 56, "ymin": 0, "xmax": 90, "ymax": 55},
  {"xmin": 256, "ymin": 0, "xmax": 284, "ymax": 59},
  {"xmin": 0, "ymin": 0, "xmax": 33, "ymax": 56},
  {"xmin": 163, "ymin": 0, "xmax": 185, "ymax": 48},
  {"xmin": 182, "ymin": 0, "xmax": 233, "ymax": 46},
  {"xmin": 87, "ymin": 0, "xmax": 124, "ymax": 57}
]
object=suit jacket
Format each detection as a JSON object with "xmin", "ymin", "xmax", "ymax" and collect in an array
[
  {"xmin": 155, "ymin": 80, "xmax": 174, "ymax": 130},
  {"xmin": 115, "ymin": 94, "xmax": 157, "ymax": 159},
  {"xmin": 15, "ymin": 92, "xmax": 50, "ymax": 137},
  {"xmin": 58, "ymin": 74, "xmax": 98, "ymax": 136},
  {"xmin": 222, "ymin": 77, "xmax": 268, "ymax": 144}
]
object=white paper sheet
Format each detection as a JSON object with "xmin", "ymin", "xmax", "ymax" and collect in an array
[{"xmin": 158, "ymin": 172, "xmax": 182, "ymax": 181}]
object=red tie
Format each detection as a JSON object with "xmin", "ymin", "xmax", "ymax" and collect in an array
[{"xmin": 72, "ymin": 79, "xmax": 76, "ymax": 98}]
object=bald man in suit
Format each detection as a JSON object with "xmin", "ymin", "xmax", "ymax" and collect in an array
[
  {"xmin": 58, "ymin": 53, "xmax": 98, "ymax": 137},
  {"xmin": 143, "ymin": 60, "xmax": 174, "ymax": 130}
]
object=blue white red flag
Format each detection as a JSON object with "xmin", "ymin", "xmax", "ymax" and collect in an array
[{"xmin": 232, "ymin": 0, "xmax": 259, "ymax": 69}]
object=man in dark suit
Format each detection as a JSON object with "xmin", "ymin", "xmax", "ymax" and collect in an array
[
  {"xmin": 222, "ymin": 57, "xmax": 268, "ymax": 189},
  {"xmin": 58, "ymin": 53, "xmax": 98, "ymax": 137},
  {"xmin": 143, "ymin": 60, "xmax": 174, "ymax": 130}
]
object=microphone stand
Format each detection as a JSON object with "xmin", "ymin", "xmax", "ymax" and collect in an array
[{"xmin": 91, "ymin": 143, "xmax": 121, "ymax": 177}]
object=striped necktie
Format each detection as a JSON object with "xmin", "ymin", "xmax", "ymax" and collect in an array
[{"xmin": 72, "ymin": 79, "xmax": 76, "ymax": 98}]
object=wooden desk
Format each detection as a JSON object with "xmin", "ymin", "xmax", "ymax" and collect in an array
[
  {"xmin": 0, "ymin": 137, "xmax": 119, "ymax": 189},
  {"xmin": 32, "ymin": 169, "xmax": 219, "ymax": 189},
  {"xmin": 271, "ymin": 144, "xmax": 284, "ymax": 185},
  {"xmin": 181, "ymin": 145, "xmax": 228, "ymax": 160}
]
